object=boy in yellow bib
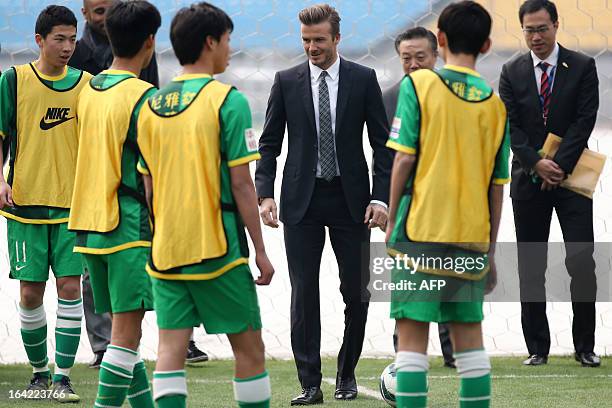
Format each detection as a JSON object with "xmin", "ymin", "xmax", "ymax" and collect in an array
[
  {"xmin": 385, "ymin": 2, "xmax": 510, "ymax": 407},
  {"xmin": 136, "ymin": 3, "xmax": 274, "ymax": 407},
  {"xmin": 0, "ymin": 6, "xmax": 91, "ymax": 402},
  {"xmin": 68, "ymin": 2, "xmax": 161, "ymax": 407}
]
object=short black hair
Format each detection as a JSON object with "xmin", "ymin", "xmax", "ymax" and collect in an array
[
  {"xmin": 35, "ymin": 5, "xmax": 77, "ymax": 38},
  {"xmin": 394, "ymin": 27, "xmax": 437, "ymax": 54},
  {"xmin": 519, "ymin": 0, "xmax": 558, "ymax": 25},
  {"xmin": 105, "ymin": 0, "xmax": 161, "ymax": 58},
  {"xmin": 170, "ymin": 2, "xmax": 234, "ymax": 66},
  {"xmin": 437, "ymin": 1, "xmax": 491, "ymax": 58}
]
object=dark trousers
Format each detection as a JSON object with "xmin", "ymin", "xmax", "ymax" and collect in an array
[
  {"xmin": 284, "ymin": 178, "xmax": 370, "ymax": 388},
  {"xmin": 393, "ymin": 323, "xmax": 454, "ymax": 363},
  {"xmin": 513, "ymin": 188, "xmax": 596, "ymax": 356}
]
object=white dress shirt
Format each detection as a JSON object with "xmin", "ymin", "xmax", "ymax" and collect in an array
[
  {"xmin": 309, "ymin": 57, "xmax": 341, "ymax": 177},
  {"xmin": 532, "ymin": 42, "xmax": 559, "ymax": 94},
  {"xmin": 308, "ymin": 57, "xmax": 387, "ymax": 209}
]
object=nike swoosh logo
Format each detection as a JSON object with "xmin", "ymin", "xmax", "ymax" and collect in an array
[
  {"xmin": 15, "ymin": 265, "xmax": 27, "ymax": 271},
  {"xmin": 39, "ymin": 116, "xmax": 74, "ymax": 131}
]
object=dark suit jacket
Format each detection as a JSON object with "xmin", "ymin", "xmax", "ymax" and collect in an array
[
  {"xmin": 69, "ymin": 24, "xmax": 159, "ymax": 87},
  {"xmin": 255, "ymin": 58, "xmax": 392, "ymax": 225},
  {"xmin": 382, "ymin": 80, "xmax": 402, "ymax": 125},
  {"xmin": 499, "ymin": 44, "xmax": 599, "ymax": 200}
]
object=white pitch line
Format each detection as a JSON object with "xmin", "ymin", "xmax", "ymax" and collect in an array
[
  {"xmin": 359, "ymin": 374, "xmax": 612, "ymax": 380},
  {"xmin": 322, "ymin": 377, "xmax": 383, "ymax": 400}
]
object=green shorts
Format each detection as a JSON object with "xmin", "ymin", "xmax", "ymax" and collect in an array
[
  {"xmin": 152, "ymin": 264, "xmax": 262, "ymax": 334},
  {"xmin": 82, "ymin": 246, "xmax": 153, "ymax": 314},
  {"xmin": 390, "ymin": 271, "xmax": 485, "ymax": 323},
  {"xmin": 7, "ymin": 219, "xmax": 83, "ymax": 282}
]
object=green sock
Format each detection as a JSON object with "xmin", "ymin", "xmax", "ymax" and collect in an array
[
  {"xmin": 19, "ymin": 304, "xmax": 49, "ymax": 375},
  {"xmin": 460, "ymin": 374, "xmax": 491, "ymax": 408},
  {"xmin": 233, "ymin": 371, "xmax": 271, "ymax": 407},
  {"xmin": 395, "ymin": 351, "xmax": 429, "ymax": 408},
  {"xmin": 397, "ymin": 371, "xmax": 428, "ymax": 408},
  {"xmin": 96, "ymin": 345, "xmax": 138, "ymax": 407},
  {"xmin": 54, "ymin": 298, "xmax": 82, "ymax": 382},
  {"xmin": 128, "ymin": 361, "xmax": 154, "ymax": 408},
  {"xmin": 153, "ymin": 370, "xmax": 187, "ymax": 408},
  {"xmin": 156, "ymin": 394, "xmax": 186, "ymax": 408}
]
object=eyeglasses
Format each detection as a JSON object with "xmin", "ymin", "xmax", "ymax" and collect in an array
[{"xmin": 522, "ymin": 26, "xmax": 551, "ymax": 35}]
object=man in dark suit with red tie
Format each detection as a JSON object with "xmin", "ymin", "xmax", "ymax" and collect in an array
[
  {"xmin": 499, "ymin": 0, "xmax": 600, "ymax": 367},
  {"xmin": 256, "ymin": 4, "xmax": 392, "ymax": 404}
]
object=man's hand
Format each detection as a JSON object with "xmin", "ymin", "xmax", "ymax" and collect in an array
[
  {"xmin": 534, "ymin": 159, "xmax": 565, "ymax": 185},
  {"xmin": 364, "ymin": 203, "xmax": 387, "ymax": 231},
  {"xmin": 259, "ymin": 198, "xmax": 279, "ymax": 228},
  {"xmin": 254, "ymin": 249, "xmax": 274, "ymax": 285},
  {"xmin": 485, "ymin": 253, "xmax": 497, "ymax": 295},
  {"xmin": 0, "ymin": 181, "xmax": 13, "ymax": 208},
  {"xmin": 541, "ymin": 180, "xmax": 560, "ymax": 191}
]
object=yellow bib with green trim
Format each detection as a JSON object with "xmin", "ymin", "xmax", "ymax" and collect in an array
[
  {"xmin": 137, "ymin": 79, "xmax": 233, "ymax": 271},
  {"xmin": 406, "ymin": 69, "xmax": 507, "ymax": 249},
  {"xmin": 69, "ymin": 75, "xmax": 153, "ymax": 233},
  {"xmin": 12, "ymin": 64, "xmax": 89, "ymax": 208}
]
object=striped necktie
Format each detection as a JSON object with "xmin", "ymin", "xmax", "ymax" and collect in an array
[
  {"xmin": 539, "ymin": 61, "xmax": 552, "ymax": 123},
  {"xmin": 318, "ymin": 71, "xmax": 337, "ymax": 181}
]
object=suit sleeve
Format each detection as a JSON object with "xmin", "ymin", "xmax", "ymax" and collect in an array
[
  {"xmin": 365, "ymin": 68, "xmax": 393, "ymax": 204},
  {"xmin": 554, "ymin": 58, "xmax": 599, "ymax": 174},
  {"xmin": 499, "ymin": 63, "xmax": 542, "ymax": 173},
  {"xmin": 255, "ymin": 71, "xmax": 287, "ymax": 199}
]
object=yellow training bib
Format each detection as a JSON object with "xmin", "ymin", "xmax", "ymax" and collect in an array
[
  {"xmin": 11, "ymin": 64, "xmax": 90, "ymax": 208},
  {"xmin": 69, "ymin": 72, "xmax": 153, "ymax": 232},
  {"xmin": 137, "ymin": 78, "xmax": 233, "ymax": 271}
]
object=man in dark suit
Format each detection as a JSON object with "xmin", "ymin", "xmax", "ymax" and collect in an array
[
  {"xmin": 499, "ymin": 0, "xmax": 600, "ymax": 367},
  {"xmin": 382, "ymin": 27, "xmax": 455, "ymax": 369},
  {"xmin": 69, "ymin": 0, "xmax": 159, "ymax": 87},
  {"xmin": 255, "ymin": 4, "xmax": 392, "ymax": 405}
]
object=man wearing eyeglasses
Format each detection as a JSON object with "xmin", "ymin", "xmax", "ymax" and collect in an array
[{"xmin": 499, "ymin": 0, "xmax": 600, "ymax": 367}]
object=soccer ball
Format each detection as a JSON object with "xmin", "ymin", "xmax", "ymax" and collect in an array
[{"xmin": 379, "ymin": 363, "xmax": 397, "ymax": 406}]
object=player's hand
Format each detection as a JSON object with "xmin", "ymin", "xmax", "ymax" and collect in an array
[
  {"xmin": 534, "ymin": 159, "xmax": 564, "ymax": 185},
  {"xmin": 485, "ymin": 253, "xmax": 497, "ymax": 295},
  {"xmin": 0, "ymin": 181, "xmax": 13, "ymax": 208},
  {"xmin": 364, "ymin": 203, "xmax": 387, "ymax": 231},
  {"xmin": 254, "ymin": 250, "xmax": 274, "ymax": 285},
  {"xmin": 259, "ymin": 198, "xmax": 279, "ymax": 228}
]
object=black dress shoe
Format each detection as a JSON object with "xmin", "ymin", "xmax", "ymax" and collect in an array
[
  {"xmin": 291, "ymin": 386, "xmax": 323, "ymax": 406},
  {"xmin": 522, "ymin": 354, "xmax": 548, "ymax": 366},
  {"xmin": 575, "ymin": 352, "xmax": 601, "ymax": 367},
  {"xmin": 335, "ymin": 377, "xmax": 358, "ymax": 400},
  {"xmin": 443, "ymin": 359, "xmax": 456, "ymax": 369},
  {"xmin": 88, "ymin": 351, "xmax": 104, "ymax": 369}
]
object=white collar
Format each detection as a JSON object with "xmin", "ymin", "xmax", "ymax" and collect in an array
[
  {"xmin": 532, "ymin": 42, "xmax": 559, "ymax": 68},
  {"xmin": 309, "ymin": 55, "xmax": 341, "ymax": 81}
]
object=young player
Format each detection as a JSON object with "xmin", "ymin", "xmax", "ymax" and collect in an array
[
  {"xmin": 0, "ymin": 5, "xmax": 92, "ymax": 402},
  {"xmin": 67, "ymin": 1, "xmax": 160, "ymax": 407},
  {"xmin": 385, "ymin": 2, "xmax": 510, "ymax": 407},
  {"xmin": 136, "ymin": 3, "xmax": 274, "ymax": 407}
]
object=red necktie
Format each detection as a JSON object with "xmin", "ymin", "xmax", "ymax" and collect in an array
[{"xmin": 539, "ymin": 62, "xmax": 551, "ymax": 123}]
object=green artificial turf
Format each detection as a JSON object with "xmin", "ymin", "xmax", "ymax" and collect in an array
[{"xmin": 0, "ymin": 356, "xmax": 609, "ymax": 407}]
